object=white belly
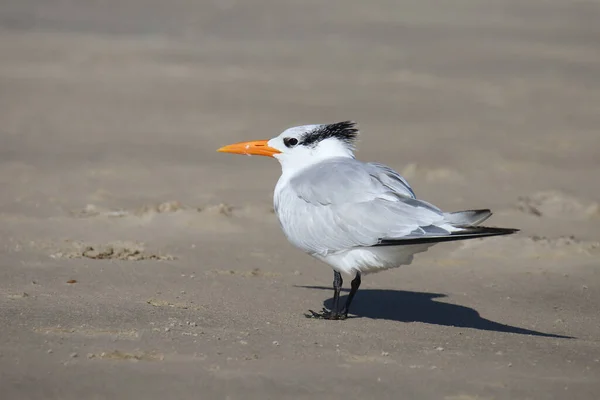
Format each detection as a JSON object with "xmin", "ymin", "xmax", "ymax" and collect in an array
[{"xmin": 313, "ymin": 243, "xmax": 436, "ymax": 276}]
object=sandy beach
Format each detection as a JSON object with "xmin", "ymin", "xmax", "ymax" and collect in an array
[{"xmin": 1, "ymin": 1, "xmax": 599, "ymax": 398}]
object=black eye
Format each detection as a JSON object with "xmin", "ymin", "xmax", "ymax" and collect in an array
[{"xmin": 284, "ymin": 137, "xmax": 299, "ymax": 148}]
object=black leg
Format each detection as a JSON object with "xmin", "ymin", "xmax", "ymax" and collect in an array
[
  {"xmin": 340, "ymin": 272, "xmax": 361, "ymax": 319},
  {"xmin": 331, "ymin": 270, "xmax": 343, "ymax": 314},
  {"xmin": 305, "ymin": 271, "xmax": 344, "ymax": 320}
]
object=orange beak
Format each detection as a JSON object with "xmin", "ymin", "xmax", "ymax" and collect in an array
[{"xmin": 217, "ymin": 140, "xmax": 281, "ymax": 157}]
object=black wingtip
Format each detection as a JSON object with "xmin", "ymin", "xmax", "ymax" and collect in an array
[
  {"xmin": 459, "ymin": 226, "xmax": 520, "ymax": 235},
  {"xmin": 375, "ymin": 226, "xmax": 519, "ymax": 246}
]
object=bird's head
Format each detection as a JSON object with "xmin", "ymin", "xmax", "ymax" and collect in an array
[{"xmin": 217, "ymin": 121, "xmax": 359, "ymax": 173}]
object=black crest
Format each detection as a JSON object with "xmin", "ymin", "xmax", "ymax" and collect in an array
[{"xmin": 300, "ymin": 121, "xmax": 359, "ymax": 148}]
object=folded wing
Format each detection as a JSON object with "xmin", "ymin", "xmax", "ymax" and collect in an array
[{"xmin": 281, "ymin": 158, "xmax": 455, "ymax": 256}]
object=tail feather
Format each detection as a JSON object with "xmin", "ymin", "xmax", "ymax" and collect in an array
[
  {"xmin": 375, "ymin": 226, "xmax": 519, "ymax": 246},
  {"xmin": 444, "ymin": 209, "xmax": 492, "ymax": 226}
]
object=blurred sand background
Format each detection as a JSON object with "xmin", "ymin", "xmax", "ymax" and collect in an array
[{"xmin": 1, "ymin": 1, "xmax": 599, "ymax": 399}]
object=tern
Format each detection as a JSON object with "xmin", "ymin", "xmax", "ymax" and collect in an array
[{"xmin": 218, "ymin": 121, "xmax": 518, "ymax": 320}]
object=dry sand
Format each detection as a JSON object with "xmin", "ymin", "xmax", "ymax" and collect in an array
[{"xmin": 1, "ymin": 1, "xmax": 599, "ymax": 399}]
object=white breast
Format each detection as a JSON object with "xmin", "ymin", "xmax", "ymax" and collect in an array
[{"xmin": 273, "ymin": 177, "xmax": 316, "ymax": 253}]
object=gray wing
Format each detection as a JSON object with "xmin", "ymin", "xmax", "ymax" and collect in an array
[
  {"xmin": 281, "ymin": 158, "xmax": 452, "ymax": 256},
  {"xmin": 366, "ymin": 162, "xmax": 416, "ymax": 199}
]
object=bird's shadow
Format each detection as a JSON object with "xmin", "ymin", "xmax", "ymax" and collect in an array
[{"xmin": 297, "ymin": 286, "xmax": 573, "ymax": 339}]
